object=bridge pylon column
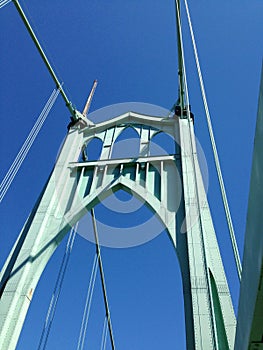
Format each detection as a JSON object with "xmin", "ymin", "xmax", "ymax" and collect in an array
[{"xmin": 0, "ymin": 123, "xmax": 84, "ymax": 350}]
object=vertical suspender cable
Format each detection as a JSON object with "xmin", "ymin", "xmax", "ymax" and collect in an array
[
  {"xmin": 91, "ymin": 208, "xmax": 116, "ymax": 350},
  {"xmin": 183, "ymin": 0, "xmax": 242, "ymax": 281}
]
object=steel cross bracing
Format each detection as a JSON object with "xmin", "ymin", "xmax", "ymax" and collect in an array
[{"xmin": 0, "ymin": 111, "xmax": 236, "ymax": 349}]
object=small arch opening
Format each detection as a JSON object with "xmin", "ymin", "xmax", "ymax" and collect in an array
[
  {"xmin": 149, "ymin": 132, "xmax": 176, "ymax": 156},
  {"xmin": 82, "ymin": 137, "xmax": 103, "ymax": 161},
  {"xmin": 111, "ymin": 126, "xmax": 140, "ymax": 159}
]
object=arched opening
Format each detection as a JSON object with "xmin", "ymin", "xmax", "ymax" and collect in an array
[
  {"xmin": 111, "ymin": 126, "xmax": 140, "ymax": 159},
  {"xmin": 75, "ymin": 187, "xmax": 186, "ymax": 348},
  {"xmin": 82, "ymin": 137, "xmax": 103, "ymax": 161},
  {"xmin": 149, "ymin": 131, "xmax": 176, "ymax": 156},
  {"xmin": 14, "ymin": 164, "xmax": 186, "ymax": 350},
  {"xmin": 17, "ymin": 185, "xmax": 186, "ymax": 350}
]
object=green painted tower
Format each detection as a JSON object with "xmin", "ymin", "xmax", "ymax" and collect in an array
[{"xmin": 0, "ymin": 111, "xmax": 236, "ymax": 349}]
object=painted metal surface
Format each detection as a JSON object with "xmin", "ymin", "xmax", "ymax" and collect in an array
[{"xmin": 0, "ymin": 112, "xmax": 236, "ymax": 349}]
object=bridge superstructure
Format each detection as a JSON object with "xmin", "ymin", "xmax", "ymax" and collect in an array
[
  {"xmin": 0, "ymin": 110, "xmax": 236, "ymax": 349},
  {"xmin": 0, "ymin": 0, "xmax": 245, "ymax": 348}
]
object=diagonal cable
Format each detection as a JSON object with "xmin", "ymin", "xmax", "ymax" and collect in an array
[
  {"xmin": 0, "ymin": 88, "xmax": 57, "ymax": 193},
  {"xmin": 0, "ymin": 87, "xmax": 60, "ymax": 202},
  {"xmin": 0, "ymin": 0, "xmax": 12, "ymax": 9}
]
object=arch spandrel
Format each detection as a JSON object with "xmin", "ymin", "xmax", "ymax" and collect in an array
[
  {"xmin": 62, "ymin": 176, "xmax": 176, "ymax": 247},
  {"xmin": 66, "ymin": 111, "xmax": 181, "ymax": 247},
  {"xmin": 82, "ymin": 112, "xmax": 178, "ymax": 144}
]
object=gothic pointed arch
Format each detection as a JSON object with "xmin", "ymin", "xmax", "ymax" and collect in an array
[
  {"xmin": 81, "ymin": 136, "xmax": 103, "ymax": 161},
  {"xmin": 149, "ymin": 131, "xmax": 176, "ymax": 156},
  {"xmin": 111, "ymin": 126, "xmax": 140, "ymax": 159}
]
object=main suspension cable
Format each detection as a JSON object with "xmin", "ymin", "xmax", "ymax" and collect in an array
[
  {"xmin": 0, "ymin": 87, "xmax": 60, "ymax": 202},
  {"xmin": 91, "ymin": 208, "xmax": 116, "ymax": 350},
  {"xmin": 183, "ymin": 0, "xmax": 242, "ymax": 281},
  {"xmin": 12, "ymin": 0, "xmax": 83, "ymax": 120}
]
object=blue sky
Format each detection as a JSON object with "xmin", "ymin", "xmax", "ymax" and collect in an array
[{"xmin": 0, "ymin": 1, "xmax": 263, "ymax": 349}]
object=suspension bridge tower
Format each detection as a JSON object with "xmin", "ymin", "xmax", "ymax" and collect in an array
[{"xmin": 0, "ymin": 1, "xmax": 238, "ymax": 349}]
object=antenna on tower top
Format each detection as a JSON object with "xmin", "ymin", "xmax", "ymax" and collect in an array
[
  {"xmin": 82, "ymin": 80, "xmax": 98, "ymax": 118},
  {"xmin": 67, "ymin": 80, "xmax": 97, "ymax": 130}
]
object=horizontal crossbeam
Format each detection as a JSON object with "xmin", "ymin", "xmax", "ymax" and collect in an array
[{"xmin": 70, "ymin": 154, "xmax": 180, "ymax": 168}]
